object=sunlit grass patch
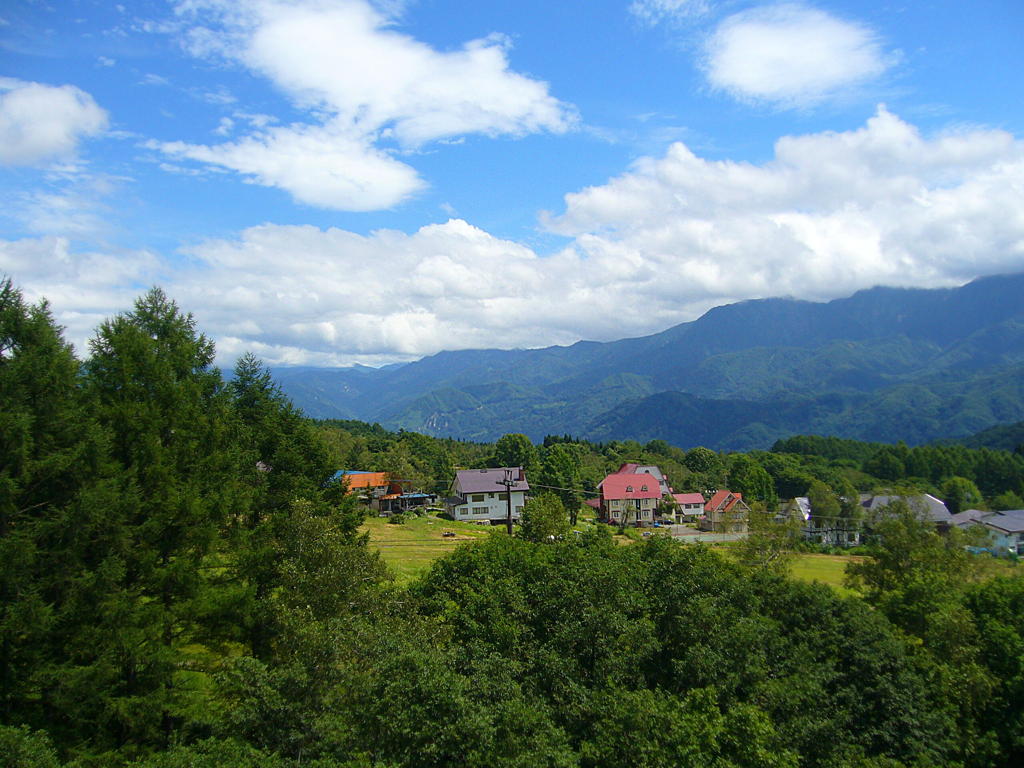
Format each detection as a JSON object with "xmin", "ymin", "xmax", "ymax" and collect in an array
[{"xmin": 362, "ymin": 512, "xmax": 494, "ymax": 582}]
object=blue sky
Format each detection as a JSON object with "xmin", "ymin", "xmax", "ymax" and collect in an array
[{"xmin": 1, "ymin": 0, "xmax": 1022, "ymax": 366}]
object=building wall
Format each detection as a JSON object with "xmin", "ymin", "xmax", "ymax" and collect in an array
[
  {"xmin": 604, "ymin": 496, "xmax": 657, "ymax": 525},
  {"xmin": 451, "ymin": 490, "xmax": 526, "ymax": 521},
  {"xmin": 704, "ymin": 503, "xmax": 749, "ymax": 533}
]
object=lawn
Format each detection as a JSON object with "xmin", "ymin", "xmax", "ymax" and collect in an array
[
  {"xmin": 362, "ymin": 512, "xmax": 494, "ymax": 582},
  {"xmin": 789, "ymin": 554, "xmax": 862, "ymax": 596},
  {"xmin": 362, "ymin": 516, "xmax": 1020, "ymax": 595},
  {"xmin": 363, "ymin": 513, "xmax": 869, "ymax": 589}
]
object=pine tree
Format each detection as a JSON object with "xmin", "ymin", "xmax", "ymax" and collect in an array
[
  {"xmin": 0, "ymin": 280, "xmax": 98, "ymax": 730},
  {"xmin": 217, "ymin": 352, "xmax": 336, "ymax": 660},
  {"xmin": 69, "ymin": 288, "xmax": 247, "ymax": 751}
]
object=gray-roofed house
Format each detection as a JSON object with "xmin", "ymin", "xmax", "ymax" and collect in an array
[
  {"xmin": 973, "ymin": 509, "xmax": 1024, "ymax": 555},
  {"xmin": 446, "ymin": 467, "xmax": 529, "ymax": 523},
  {"xmin": 861, "ymin": 493, "xmax": 952, "ymax": 525},
  {"xmin": 949, "ymin": 509, "xmax": 988, "ymax": 529}
]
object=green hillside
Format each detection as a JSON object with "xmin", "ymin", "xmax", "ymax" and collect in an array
[{"xmin": 276, "ymin": 273, "xmax": 1024, "ymax": 448}]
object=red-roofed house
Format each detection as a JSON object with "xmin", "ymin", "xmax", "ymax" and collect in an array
[
  {"xmin": 597, "ymin": 472, "xmax": 662, "ymax": 526},
  {"xmin": 605, "ymin": 462, "xmax": 673, "ymax": 496},
  {"xmin": 702, "ymin": 490, "xmax": 750, "ymax": 533},
  {"xmin": 672, "ymin": 492, "xmax": 706, "ymax": 521}
]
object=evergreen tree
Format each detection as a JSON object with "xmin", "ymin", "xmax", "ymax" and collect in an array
[
  {"xmin": 0, "ymin": 280, "xmax": 102, "ymax": 731},
  {"xmin": 72, "ymin": 288, "xmax": 247, "ymax": 751},
  {"xmin": 537, "ymin": 443, "xmax": 584, "ymax": 525}
]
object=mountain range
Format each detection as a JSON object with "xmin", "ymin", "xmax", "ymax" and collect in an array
[{"xmin": 273, "ymin": 273, "xmax": 1024, "ymax": 450}]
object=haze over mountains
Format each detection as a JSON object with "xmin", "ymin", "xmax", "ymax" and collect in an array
[{"xmin": 273, "ymin": 273, "xmax": 1024, "ymax": 450}]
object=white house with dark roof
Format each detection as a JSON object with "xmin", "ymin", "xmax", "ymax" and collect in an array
[
  {"xmin": 952, "ymin": 509, "xmax": 1024, "ymax": 554},
  {"xmin": 445, "ymin": 467, "xmax": 529, "ymax": 523}
]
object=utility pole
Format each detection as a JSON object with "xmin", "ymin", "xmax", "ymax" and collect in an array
[{"xmin": 498, "ymin": 468, "xmax": 516, "ymax": 535}]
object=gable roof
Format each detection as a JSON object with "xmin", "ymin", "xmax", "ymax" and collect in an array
[
  {"xmin": 789, "ymin": 497, "xmax": 812, "ymax": 520},
  {"xmin": 706, "ymin": 490, "xmax": 748, "ymax": 513},
  {"xmin": 600, "ymin": 473, "xmax": 662, "ymax": 500},
  {"xmin": 981, "ymin": 509, "xmax": 1024, "ymax": 534},
  {"xmin": 455, "ymin": 467, "xmax": 529, "ymax": 494},
  {"xmin": 950, "ymin": 509, "xmax": 987, "ymax": 528},
  {"xmin": 862, "ymin": 493, "xmax": 951, "ymax": 523},
  {"xmin": 674, "ymin": 492, "xmax": 705, "ymax": 506}
]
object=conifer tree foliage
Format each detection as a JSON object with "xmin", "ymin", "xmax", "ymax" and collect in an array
[
  {"xmin": 0, "ymin": 280, "xmax": 100, "ymax": 729},
  {"xmin": 67, "ymin": 288, "xmax": 249, "ymax": 752},
  {"xmin": 218, "ymin": 353, "xmax": 344, "ymax": 659}
]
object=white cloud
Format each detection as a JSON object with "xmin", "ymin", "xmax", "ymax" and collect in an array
[
  {"xmin": 155, "ymin": 122, "xmax": 426, "ymax": 210},
  {"xmin": 545, "ymin": 106, "xmax": 1024, "ymax": 302},
  {"xmin": 703, "ymin": 3, "xmax": 895, "ymax": 107},
  {"xmin": 0, "ymin": 236, "xmax": 161, "ymax": 355},
  {"xmin": 161, "ymin": 0, "xmax": 575, "ymax": 210},
  {"xmin": 0, "ymin": 79, "xmax": 108, "ymax": 166},
  {"xmin": 8, "ymin": 110, "xmax": 1023, "ymax": 366}
]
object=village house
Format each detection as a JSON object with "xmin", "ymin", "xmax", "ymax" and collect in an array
[
  {"xmin": 951, "ymin": 508, "xmax": 1024, "ymax": 555},
  {"xmin": 860, "ymin": 493, "xmax": 952, "ymax": 525},
  {"xmin": 332, "ymin": 470, "xmax": 434, "ymax": 513},
  {"xmin": 332, "ymin": 470, "xmax": 392, "ymax": 499},
  {"xmin": 445, "ymin": 467, "xmax": 529, "ymax": 523},
  {"xmin": 785, "ymin": 496, "xmax": 862, "ymax": 548},
  {"xmin": 671, "ymin": 492, "xmax": 706, "ymax": 522},
  {"xmin": 702, "ymin": 490, "xmax": 750, "ymax": 533},
  {"xmin": 613, "ymin": 463, "xmax": 673, "ymax": 496},
  {"xmin": 596, "ymin": 472, "xmax": 662, "ymax": 526}
]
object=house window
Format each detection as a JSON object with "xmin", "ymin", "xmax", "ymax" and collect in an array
[
  {"xmin": 626, "ymin": 485, "xmax": 633, "ymax": 492},
  {"xmin": 471, "ymin": 494, "xmax": 485, "ymax": 502},
  {"xmin": 498, "ymin": 493, "xmax": 508, "ymax": 500},
  {"xmin": 472, "ymin": 506, "xmax": 488, "ymax": 515},
  {"xmin": 641, "ymin": 484, "xmax": 648, "ymax": 491}
]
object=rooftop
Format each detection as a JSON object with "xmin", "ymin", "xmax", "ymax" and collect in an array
[
  {"xmin": 601, "ymin": 473, "xmax": 662, "ymax": 500},
  {"xmin": 454, "ymin": 467, "xmax": 529, "ymax": 494}
]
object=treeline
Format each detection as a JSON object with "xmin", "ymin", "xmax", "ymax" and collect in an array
[
  {"xmin": 312, "ymin": 419, "xmax": 1024, "ymax": 516},
  {"xmin": 1, "ymin": 282, "xmax": 375, "ymax": 764},
  {"xmin": 773, "ymin": 434, "xmax": 1024, "ymax": 509},
  {"xmin": 6, "ymin": 280, "xmax": 1024, "ymax": 766}
]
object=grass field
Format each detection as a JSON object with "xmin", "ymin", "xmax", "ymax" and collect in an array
[
  {"xmin": 362, "ymin": 513, "xmax": 494, "ymax": 582},
  {"xmin": 788, "ymin": 554, "xmax": 862, "ymax": 596},
  {"xmin": 362, "ymin": 513, "xmax": 871, "ymax": 591}
]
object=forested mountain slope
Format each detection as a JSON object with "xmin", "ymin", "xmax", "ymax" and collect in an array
[{"xmin": 276, "ymin": 273, "xmax": 1024, "ymax": 448}]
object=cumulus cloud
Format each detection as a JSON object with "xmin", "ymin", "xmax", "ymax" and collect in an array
[
  {"xmin": 703, "ymin": 3, "xmax": 895, "ymax": 107},
  {"xmin": 8, "ymin": 109, "xmax": 1024, "ymax": 366},
  {"xmin": 545, "ymin": 106, "xmax": 1024, "ymax": 302},
  {"xmin": 156, "ymin": 124, "xmax": 426, "ymax": 210},
  {"xmin": 0, "ymin": 79, "xmax": 108, "ymax": 166},
  {"xmin": 159, "ymin": 0, "xmax": 575, "ymax": 210},
  {"xmin": 0, "ymin": 235, "xmax": 161, "ymax": 355}
]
